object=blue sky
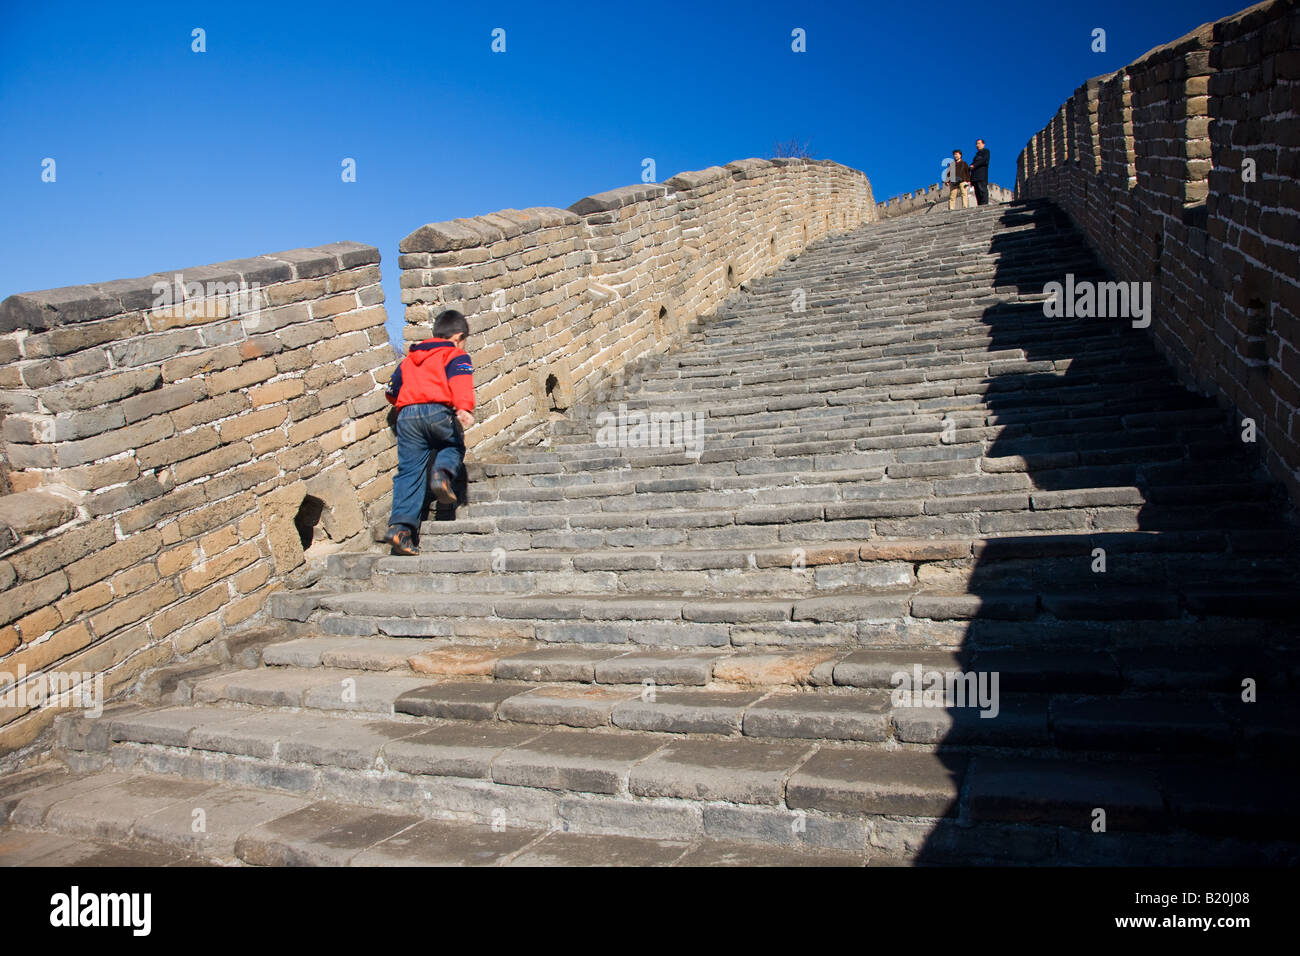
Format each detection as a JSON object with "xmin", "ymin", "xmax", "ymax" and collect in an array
[{"xmin": 1, "ymin": 0, "xmax": 1247, "ymax": 348}]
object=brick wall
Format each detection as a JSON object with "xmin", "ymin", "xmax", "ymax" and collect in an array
[
  {"xmin": 1016, "ymin": 0, "xmax": 1300, "ymax": 501},
  {"xmin": 0, "ymin": 157, "xmax": 876, "ymax": 760},
  {"xmin": 0, "ymin": 242, "xmax": 396, "ymax": 756},
  {"xmin": 398, "ymin": 157, "xmax": 876, "ymax": 450}
]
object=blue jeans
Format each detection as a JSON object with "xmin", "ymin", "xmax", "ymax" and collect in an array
[{"xmin": 389, "ymin": 402, "xmax": 464, "ymax": 530}]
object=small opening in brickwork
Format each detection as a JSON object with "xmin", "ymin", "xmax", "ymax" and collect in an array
[
  {"xmin": 726, "ymin": 265, "xmax": 736, "ymax": 287},
  {"xmin": 545, "ymin": 374, "xmax": 566, "ymax": 413},
  {"xmin": 294, "ymin": 495, "xmax": 326, "ymax": 550},
  {"xmin": 770, "ymin": 236, "xmax": 777, "ymax": 252}
]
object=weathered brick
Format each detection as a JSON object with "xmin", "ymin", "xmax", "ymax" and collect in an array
[
  {"xmin": 57, "ymin": 457, "xmax": 141, "ymax": 493},
  {"xmin": 170, "ymin": 393, "xmax": 250, "ymax": 431},
  {"xmin": 264, "ymin": 514, "xmax": 304, "ymax": 574},
  {"xmin": 5, "ymin": 622, "xmax": 93, "ymax": 675},
  {"xmin": 55, "ymin": 416, "xmax": 174, "ymax": 468},
  {"xmin": 309, "ymin": 293, "xmax": 359, "ymax": 320},
  {"xmin": 308, "ymin": 331, "xmax": 369, "ymax": 365},
  {"xmin": 288, "ymin": 406, "xmax": 349, "ymax": 444},
  {"xmin": 65, "ymin": 531, "xmax": 161, "ymax": 590},
  {"xmin": 88, "ymin": 580, "xmax": 179, "ymax": 637},
  {"xmin": 199, "ymin": 526, "xmax": 239, "ymax": 554},
  {"xmin": 317, "ymin": 376, "xmax": 371, "ymax": 410},
  {"xmin": 264, "ymin": 278, "xmax": 327, "ymax": 307},
  {"xmin": 146, "ymin": 296, "xmax": 233, "ymax": 331},
  {"xmin": 20, "ymin": 350, "xmax": 108, "ymax": 389},
  {"xmin": 23, "ymin": 315, "xmax": 147, "ymax": 358},
  {"xmin": 170, "ymin": 442, "xmax": 253, "ymax": 485},
  {"xmin": 232, "ymin": 560, "xmax": 271, "ymax": 594},
  {"xmin": 6, "ymin": 520, "xmax": 116, "ymax": 582},
  {"xmin": 161, "ymin": 345, "xmax": 242, "ymax": 383},
  {"xmin": 248, "ymin": 379, "xmax": 305, "ymax": 407},
  {"xmin": 107, "ymin": 562, "xmax": 160, "ymax": 599},
  {"xmin": 156, "ymin": 543, "xmax": 199, "ymax": 578},
  {"xmin": 332, "ymin": 305, "xmax": 386, "ymax": 334},
  {"xmin": 175, "ymin": 492, "xmax": 255, "ymax": 539},
  {"xmin": 16, "ymin": 605, "xmax": 61, "ymax": 643},
  {"xmin": 216, "ymin": 407, "xmax": 287, "ymax": 443},
  {"xmin": 121, "ymin": 381, "xmax": 207, "ymax": 424},
  {"xmin": 136, "ymin": 427, "xmax": 220, "ymax": 470},
  {"xmin": 54, "ymin": 581, "xmax": 114, "ymax": 622},
  {"xmin": 150, "ymin": 584, "xmax": 228, "ymax": 639},
  {"xmin": 89, "ymin": 476, "xmax": 167, "ymax": 517},
  {"xmin": 208, "ymin": 358, "xmax": 276, "ymax": 395},
  {"xmin": 61, "ymin": 623, "xmax": 155, "ymax": 683},
  {"xmin": 115, "ymin": 486, "xmax": 205, "ymax": 535},
  {"xmin": 170, "ymin": 616, "xmax": 222, "ymax": 655},
  {"xmin": 1, "ymin": 571, "xmax": 70, "ymax": 627},
  {"xmin": 179, "ymin": 541, "xmax": 260, "ymax": 593},
  {"xmin": 221, "ymin": 586, "xmax": 269, "ymax": 627},
  {"xmin": 326, "ymin": 266, "xmax": 381, "ymax": 294}
]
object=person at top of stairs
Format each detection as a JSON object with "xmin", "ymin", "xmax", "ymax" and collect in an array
[
  {"xmin": 969, "ymin": 138, "xmax": 990, "ymax": 205},
  {"xmin": 945, "ymin": 149, "xmax": 971, "ymax": 210},
  {"xmin": 382, "ymin": 309, "xmax": 477, "ymax": 556}
]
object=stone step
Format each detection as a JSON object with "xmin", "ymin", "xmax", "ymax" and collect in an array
[
  {"xmin": 610, "ymin": 330, "xmax": 1161, "ymax": 384},
  {"xmin": 561, "ymin": 376, "xmax": 1219, "ymax": 413},
  {"xmin": 42, "ymin": 705, "xmax": 1300, "ymax": 863},
  {"xmin": 347, "ymin": 529, "xmax": 1291, "ymax": 572},
  {"xmin": 398, "ymin": 501, "xmax": 1277, "ymax": 555},
  {"xmin": 110, "ymin": 668, "xmax": 1300, "ymax": 758},
  {"xmin": 544, "ymin": 405, "xmax": 1234, "ymax": 449},
  {"xmin": 606, "ymin": 341, "xmax": 1157, "ymax": 394},
  {"xmin": 269, "ymin": 585, "xmax": 1300, "ymax": 648},
  {"xmin": 554, "ymin": 380, "xmax": 1216, "ymax": 432},
  {"xmin": 455, "ymin": 478, "xmax": 1270, "ymax": 522},
  {"xmin": 253, "ymin": 634, "xmax": 1300, "ymax": 700},
  {"xmin": 468, "ymin": 430, "xmax": 1254, "ymax": 485},
  {"xmin": 503, "ymin": 413, "xmax": 1239, "ymax": 466},
  {"xmin": 0, "ymin": 768, "xmax": 867, "ymax": 866},
  {"xmin": 343, "ymin": 541, "xmax": 1293, "ymax": 600},
  {"xmin": 465, "ymin": 463, "xmax": 1273, "ymax": 513}
]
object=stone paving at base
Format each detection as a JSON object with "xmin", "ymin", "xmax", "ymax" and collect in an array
[{"xmin": 0, "ymin": 768, "xmax": 872, "ymax": 867}]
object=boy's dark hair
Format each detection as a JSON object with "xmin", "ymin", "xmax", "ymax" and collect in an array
[
  {"xmin": 953, "ymin": 149, "xmax": 963, "ymax": 157},
  {"xmin": 432, "ymin": 309, "xmax": 470, "ymax": 340}
]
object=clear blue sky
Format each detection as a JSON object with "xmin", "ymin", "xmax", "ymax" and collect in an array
[{"xmin": 1, "ymin": 0, "xmax": 1247, "ymax": 348}]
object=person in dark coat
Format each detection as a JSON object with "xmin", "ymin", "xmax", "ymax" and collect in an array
[{"xmin": 970, "ymin": 139, "xmax": 990, "ymax": 205}]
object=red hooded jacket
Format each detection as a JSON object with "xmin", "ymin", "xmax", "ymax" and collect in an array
[{"xmin": 385, "ymin": 338, "xmax": 476, "ymax": 412}]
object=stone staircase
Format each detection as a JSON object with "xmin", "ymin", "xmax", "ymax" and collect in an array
[{"xmin": 24, "ymin": 199, "xmax": 1300, "ymax": 865}]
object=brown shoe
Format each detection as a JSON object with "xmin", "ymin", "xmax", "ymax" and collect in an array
[
  {"xmin": 387, "ymin": 526, "xmax": 417, "ymax": 556},
  {"xmin": 428, "ymin": 468, "xmax": 458, "ymax": 507}
]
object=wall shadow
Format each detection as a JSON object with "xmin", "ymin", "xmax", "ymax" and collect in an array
[{"xmin": 912, "ymin": 198, "xmax": 1296, "ymax": 865}]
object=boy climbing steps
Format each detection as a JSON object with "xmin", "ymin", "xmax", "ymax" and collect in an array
[{"xmin": 383, "ymin": 309, "xmax": 476, "ymax": 556}]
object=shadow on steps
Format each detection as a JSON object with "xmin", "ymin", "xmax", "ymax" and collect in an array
[{"xmin": 912, "ymin": 199, "xmax": 1300, "ymax": 866}]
